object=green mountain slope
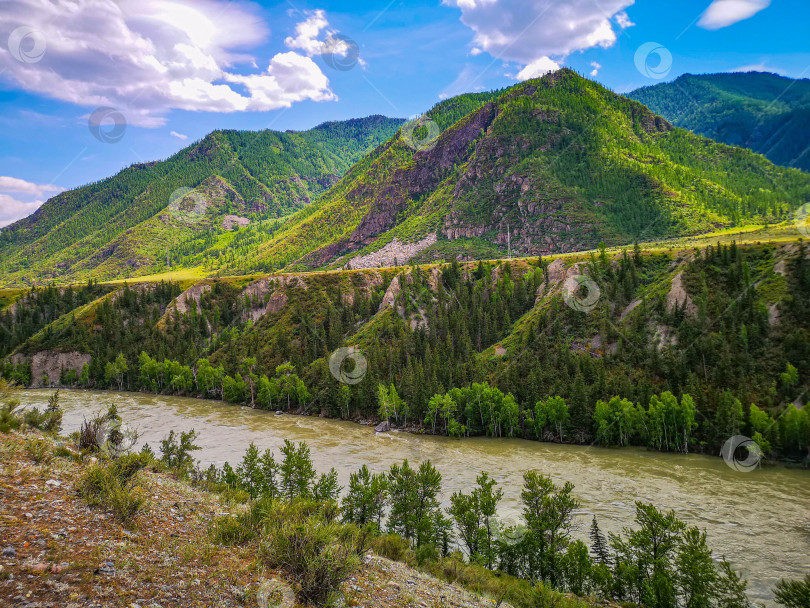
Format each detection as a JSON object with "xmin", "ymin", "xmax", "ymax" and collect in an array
[
  {"xmin": 4, "ymin": 70, "xmax": 810, "ymax": 287},
  {"xmin": 0, "ymin": 116, "xmax": 403, "ymax": 284},
  {"xmin": 235, "ymin": 69, "xmax": 810, "ymax": 273},
  {"xmin": 628, "ymin": 71, "xmax": 810, "ymax": 171}
]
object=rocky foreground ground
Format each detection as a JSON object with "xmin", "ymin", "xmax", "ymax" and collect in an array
[{"xmin": 0, "ymin": 431, "xmax": 520, "ymax": 608}]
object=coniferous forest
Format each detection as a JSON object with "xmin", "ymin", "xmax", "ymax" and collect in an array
[{"xmin": 4, "ymin": 241, "xmax": 809, "ymax": 464}]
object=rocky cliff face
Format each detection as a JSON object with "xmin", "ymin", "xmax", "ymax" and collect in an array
[{"xmin": 11, "ymin": 351, "xmax": 91, "ymax": 387}]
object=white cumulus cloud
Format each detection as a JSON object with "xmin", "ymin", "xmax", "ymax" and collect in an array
[
  {"xmin": 0, "ymin": 0, "xmax": 337, "ymax": 127},
  {"xmin": 615, "ymin": 11, "xmax": 635, "ymax": 29},
  {"xmin": 0, "ymin": 177, "xmax": 64, "ymax": 227},
  {"xmin": 285, "ymin": 9, "xmax": 331, "ymax": 56},
  {"xmin": 516, "ymin": 57, "xmax": 561, "ymax": 80},
  {"xmin": 443, "ymin": 0, "xmax": 634, "ymax": 80},
  {"xmin": 590, "ymin": 61, "xmax": 602, "ymax": 77},
  {"xmin": 698, "ymin": 0, "xmax": 770, "ymax": 30},
  {"xmin": 170, "ymin": 131, "xmax": 188, "ymax": 141}
]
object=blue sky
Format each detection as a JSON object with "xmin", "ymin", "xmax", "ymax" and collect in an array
[{"xmin": 0, "ymin": 0, "xmax": 808, "ymax": 226}]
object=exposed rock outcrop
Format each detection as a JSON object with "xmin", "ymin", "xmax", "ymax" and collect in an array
[
  {"xmin": 222, "ymin": 215, "xmax": 250, "ymax": 230},
  {"xmin": 666, "ymin": 271, "xmax": 697, "ymax": 317},
  {"xmin": 347, "ymin": 234, "xmax": 437, "ymax": 269},
  {"xmin": 11, "ymin": 351, "xmax": 91, "ymax": 387},
  {"xmin": 241, "ymin": 275, "xmax": 307, "ymax": 322},
  {"xmin": 379, "ymin": 276, "xmax": 401, "ymax": 312},
  {"xmin": 171, "ymin": 283, "xmax": 212, "ymax": 315}
]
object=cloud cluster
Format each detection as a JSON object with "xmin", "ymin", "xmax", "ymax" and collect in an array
[
  {"xmin": 0, "ymin": 176, "xmax": 63, "ymax": 227},
  {"xmin": 0, "ymin": 0, "xmax": 338, "ymax": 127},
  {"xmin": 285, "ymin": 9, "xmax": 365, "ymax": 69},
  {"xmin": 444, "ymin": 0, "xmax": 634, "ymax": 81},
  {"xmin": 698, "ymin": 0, "xmax": 771, "ymax": 30}
]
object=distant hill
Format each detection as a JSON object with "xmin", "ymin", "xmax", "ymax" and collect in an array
[
  {"xmin": 629, "ymin": 71, "xmax": 810, "ymax": 171},
  {"xmin": 242, "ymin": 69, "xmax": 810, "ymax": 272},
  {"xmin": 0, "ymin": 116, "xmax": 404, "ymax": 284}
]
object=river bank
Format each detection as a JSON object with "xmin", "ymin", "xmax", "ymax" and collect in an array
[
  {"xmin": 3, "ymin": 429, "xmax": 589, "ymax": 608},
  {"xmin": 13, "ymin": 388, "xmax": 810, "ymax": 606}
]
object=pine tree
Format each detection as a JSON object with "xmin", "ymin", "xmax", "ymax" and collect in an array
[{"xmin": 589, "ymin": 516, "xmax": 610, "ymax": 565}]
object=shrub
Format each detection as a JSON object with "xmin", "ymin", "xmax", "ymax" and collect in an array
[
  {"xmin": 0, "ymin": 380, "xmax": 22, "ymax": 433},
  {"xmin": 78, "ymin": 414, "xmax": 106, "ymax": 451},
  {"xmin": 106, "ymin": 482, "xmax": 147, "ymax": 523},
  {"xmin": 0, "ymin": 404, "xmax": 23, "ymax": 433},
  {"xmin": 77, "ymin": 456, "xmax": 149, "ymax": 524},
  {"xmin": 53, "ymin": 443, "xmax": 79, "ymax": 461},
  {"xmin": 25, "ymin": 437, "xmax": 53, "ymax": 464},
  {"xmin": 159, "ymin": 429, "xmax": 201, "ymax": 475},
  {"xmin": 210, "ymin": 513, "xmax": 259, "ymax": 546},
  {"xmin": 42, "ymin": 390, "xmax": 63, "ymax": 434},
  {"xmin": 261, "ymin": 500, "xmax": 361, "ymax": 606},
  {"xmin": 14, "ymin": 392, "xmax": 64, "ymax": 434},
  {"xmin": 371, "ymin": 533, "xmax": 413, "ymax": 563}
]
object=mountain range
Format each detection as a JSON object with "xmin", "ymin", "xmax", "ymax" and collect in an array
[
  {"xmin": 0, "ymin": 116, "xmax": 403, "ymax": 284},
  {"xmin": 629, "ymin": 71, "xmax": 810, "ymax": 172},
  {"xmin": 2, "ymin": 69, "xmax": 810, "ymax": 286}
]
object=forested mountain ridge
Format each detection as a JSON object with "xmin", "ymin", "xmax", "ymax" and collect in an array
[
  {"xmin": 629, "ymin": 71, "xmax": 810, "ymax": 171},
  {"xmin": 3, "ymin": 239, "xmax": 810, "ymax": 463},
  {"xmin": 0, "ymin": 116, "xmax": 404, "ymax": 285},
  {"xmin": 3, "ymin": 71, "xmax": 810, "ymax": 288},
  {"xmin": 227, "ymin": 69, "xmax": 810, "ymax": 274}
]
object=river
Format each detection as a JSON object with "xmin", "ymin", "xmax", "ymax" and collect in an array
[{"xmin": 16, "ymin": 389, "xmax": 810, "ymax": 606}]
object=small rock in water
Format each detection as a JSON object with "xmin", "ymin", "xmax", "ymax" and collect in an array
[
  {"xmin": 374, "ymin": 421, "xmax": 390, "ymax": 433},
  {"xmin": 275, "ymin": 410, "xmax": 283, "ymax": 416},
  {"xmin": 2, "ymin": 547, "xmax": 16, "ymax": 557}
]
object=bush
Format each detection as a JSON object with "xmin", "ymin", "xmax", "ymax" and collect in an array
[
  {"xmin": 415, "ymin": 543, "xmax": 439, "ymax": 566},
  {"xmin": 25, "ymin": 437, "xmax": 53, "ymax": 464},
  {"xmin": 53, "ymin": 443, "xmax": 79, "ymax": 461},
  {"xmin": 15, "ymin": 391, "xmax": 64, "ymax": 434},
  {"xmin": 371, "ymin": 533, "xmax": 413, "ymax": 563},
  {"xmin": 210, "ymin": 513, "xmax": 259, "ymax": 546},
  {"xmin": 78, "ymin": 414, "xmax": 106, "ymax": 451},
  {"xmin": 77, "ymin": 456, "xmax": 149, "ymax": 524},
  {"xmin": 160, "ymin": 429, "xmax": 201, "ymax": 475},
  {"xmin": 0, "ymin": 380, "xmax": 22, "ymax": 433},
  {"xmin": 106, "ymin": 483, "xmax": 147, "ymax": 523},
  {"xmin": 261, "ymin": 500, "xmax": 362, "ymax": 606},
  {"xmin": 43, "ymin": 390, "xmax": 63, "ymax": 433}
]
